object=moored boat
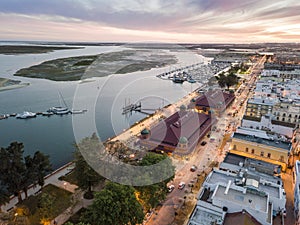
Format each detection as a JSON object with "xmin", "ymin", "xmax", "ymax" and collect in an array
[
  {"xmin": 71, "ymin": 109, "xmax": 87, "ymax": 114},
  {"xmin": 172, "ymin": 77, "xmax": 185, "ymax": 83},
  {"xmin": 16, "ymin": 111, "xmax": 36, "ymax": 119},
  {"xmin": 48, "ymin": 106, "xmax": 70, "ymax": 115},
  {"xmin": 42, "ymin": 111, "xmax": 54, "ymax": 116},
  {"xmin": 0, "ymin": 114, "xmax": 9, "ymax": 120}
]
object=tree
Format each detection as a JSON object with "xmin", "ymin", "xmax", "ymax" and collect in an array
[
  {"xmin": 0, "ymin": 142, "xmax": 52, "ymax": 202},
  {"xmin": 0, "ymin": 142, "xmax": 26, "ymax": 202},
  {"xmin": 32, "ymin": 151, "xmax": 52, "ymax": 188},
  {"xmin": 135, "ymin": 153, "xmax": 175, "ymax": 211},
  {"xmin": 73, "ymin": 149, "xmax": 104, "ymax": 198},
  {"xmin": 81, "ymin": 182, "xmax": 144, "ymax": 225},
  {"xmin": 215, "ymin": 72, "xmax": 239, "ymax": 90},
  {"xmin": 22, "ymin": 152, "xmax": 51, "ymax": 199},
  {"xmin": 0, "ymin": 181, "xmax": 10, "ymax": 206}
]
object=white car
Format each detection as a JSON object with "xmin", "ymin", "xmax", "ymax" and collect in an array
[
  {"xmin": 178, "ymin": 182, "xmax": 185, "ymax": 190},
  {"xmin": 168, "ymin": 184, "xmax": 175, "ymax": 192}
]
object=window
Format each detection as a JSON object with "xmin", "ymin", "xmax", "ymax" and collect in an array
[
  {"xmin": 267, "ymin": 153, "xmax": 271, "ymax": 158},
  {"xmin": 245, "ymin": 147, "xmax": 249, "ymax": 153},
  {"xmin": 233, "ymin": 144, "xmax": 237, "ymax": 150},
  {"xmin": 251, "ymin": 149, "xmax": 255, "ymax": 154},
  {"xmin": 280, "ymin": 156, "xmax": 284, "ymax": 162},
  {"xmin": 282, "ymin": 118, "xmax": 285, "ymax": 122},
  {"xmin": 260, "ymin": 152, "xmax": 264, "ymax": 157}
]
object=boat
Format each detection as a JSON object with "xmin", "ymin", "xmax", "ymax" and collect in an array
[
  {"xmin": 48, "ymin": 91, "xmax": 70, "ymax": 115},
  {"xmin": 172, "ymin": 77, "xmax": 185, "ymax": 83},
  {"xmin": 188, "ymin": 79, "xmax": 196, "ymax": 83},
  {"xmin": 10, "ymin": 113, "xmax": 17, "ymax": 117},
  {"xmin": 16, "ymin": 111, "xmax": 36, "ymax": 119},
  {"xmin": 48, "ymin": 107, "xmax": 70, "ymax": 115},
  {"xmin": 0, "ymin": 114, "xmax": 9, "ymax": 120},
  {"xmin": 70, "ymin": 109, "xmax": 87, "ymax": 114},
  {"xmin": 42, "ymin": 111, "xmax": 54, "ymax": 116}
]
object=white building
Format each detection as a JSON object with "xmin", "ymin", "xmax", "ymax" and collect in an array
[
  {"xmin": 242, "ymin": 114, "xmax": 295, "ymax": 138},
  {"xmin": 294, "ymin": 161, "xmax": 300, "ymax": 224}
]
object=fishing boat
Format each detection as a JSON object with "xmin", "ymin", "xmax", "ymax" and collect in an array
[{"xmin": 16, "ymin": 111, "xmax": 36, "ymax": 119}]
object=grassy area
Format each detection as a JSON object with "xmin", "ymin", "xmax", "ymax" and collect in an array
[
  {"xmin": 59, "ymin": 171, "xmax": 79, "ymax": 186},
  {"xmin": 17, "ymin": 184, "xmax": 72, "ymax": 225}
]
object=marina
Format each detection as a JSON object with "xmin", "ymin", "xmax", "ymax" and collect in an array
[{"xmin": 157, "ymin": 61, "xmax": 231, "ymax": 84}]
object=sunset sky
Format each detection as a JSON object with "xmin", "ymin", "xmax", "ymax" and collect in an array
[{"xmin": 0, "ymin": 0, "xmax": 299, "ymax": 43}]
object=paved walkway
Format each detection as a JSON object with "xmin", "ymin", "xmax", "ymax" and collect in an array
[
  {"xmin": 50, "ymin": 191, "xmax": 93, "ymax": 225},
  {"xmin": 0, "ymin": 162, "xmax": 77, "ymax": 212}
]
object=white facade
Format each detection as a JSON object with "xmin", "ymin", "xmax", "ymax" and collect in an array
[
  {"xmin": 242, "ymin": 115, "xmax": 295, "ymax": 138},
  {"xmin": 261, "ymin": 69, "xmax": 280, "ymax": 77}
]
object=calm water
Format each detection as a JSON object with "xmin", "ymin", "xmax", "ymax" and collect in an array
[{"xmin": 0, "ymin": 44, "xmax": 204, "ymax": 169}]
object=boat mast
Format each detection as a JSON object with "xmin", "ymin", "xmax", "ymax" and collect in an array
[{"xmin": 58, "ymin": 91, "xmax": 68, "ymax": 108}]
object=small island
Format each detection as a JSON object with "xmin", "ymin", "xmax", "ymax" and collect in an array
[
  {"xmin": 0, "ymin": 78, "xmax": 29, "ymax": 92},
  {"xmin": 14, "ymin": 49, "xmax": 177, "ymax": 81}
]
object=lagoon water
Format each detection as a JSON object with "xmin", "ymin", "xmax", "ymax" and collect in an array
[{"xmin": 0, "ymin": 44, "xmax": 204, "ymax": 169}]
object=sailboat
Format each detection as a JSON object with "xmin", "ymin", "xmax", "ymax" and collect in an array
[{"xmin": 47, "ymin": 91, "xmax": 70, "ymax": 115}]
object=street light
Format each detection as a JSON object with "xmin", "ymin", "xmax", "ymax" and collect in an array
[{"xmin": 63, "ymin": 182, "xmax": 67, "ymax": 190}]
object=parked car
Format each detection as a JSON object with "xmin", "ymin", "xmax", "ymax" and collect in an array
[
  {"xmin": 201, "ymin": 141, "xmax": 207, "ymax": 146},
  {"xmin": 178, "ymin": 182, "xmax": 185, "ymax": 190},
  {"xmin": 168, "ymin": 185, "xmax": 175, "ymax": 193},
  {"xmin": 190, "ymin": 165, "xmax": 197, "ymax": 172}
]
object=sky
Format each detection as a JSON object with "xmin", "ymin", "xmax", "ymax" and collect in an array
[{"xmin": 0, "ymin": 0, "xmax": 299, "ymax": 43}]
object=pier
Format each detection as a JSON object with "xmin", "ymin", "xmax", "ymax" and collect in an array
[{"xmin": 122, "ymin": 100, "xmax": 158, "ymax": 115}]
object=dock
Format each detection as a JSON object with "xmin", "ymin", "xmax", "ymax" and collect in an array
[{"xmin": 0, "ymin": 108, "xmax": 87, "ymax": 121}]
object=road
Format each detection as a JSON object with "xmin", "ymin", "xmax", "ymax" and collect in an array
[{"xmin": 145, "ymin": 56, "xmax": 266, "ymax": 225}]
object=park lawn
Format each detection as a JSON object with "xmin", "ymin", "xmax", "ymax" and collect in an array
[
  {"xmin": 59, "ymin": 171, "xmax": 79, "ymax": 186},
  {"xmin": 17, "ymin": 184, "xmax": 72, "ymax": 225}
]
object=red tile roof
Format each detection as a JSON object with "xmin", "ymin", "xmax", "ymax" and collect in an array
[
  {"xmin": 195, "ymin": 89, "xmax": 235, "ymax": 110},
  {"xmin": 142, "ymin": 110, "xmax": 216, "ymax": 155}
]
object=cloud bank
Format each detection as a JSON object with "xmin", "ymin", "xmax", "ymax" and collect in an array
[{"xmin": 0, "ymin": 0, "xmax": 299, "ymax": 43}]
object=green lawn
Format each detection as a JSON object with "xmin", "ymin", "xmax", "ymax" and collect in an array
[
  {"xmin": 17, "ymin": 184, "xmax": 72, "ymax": 225},
  {"xmin": 59, "ymin": 171, "xmax": 79, "ymax": 186}
]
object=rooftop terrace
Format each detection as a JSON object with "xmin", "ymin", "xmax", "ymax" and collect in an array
[{"xmin": 232, "ymin": 132, "xmax": 291, "ymax": 151}]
